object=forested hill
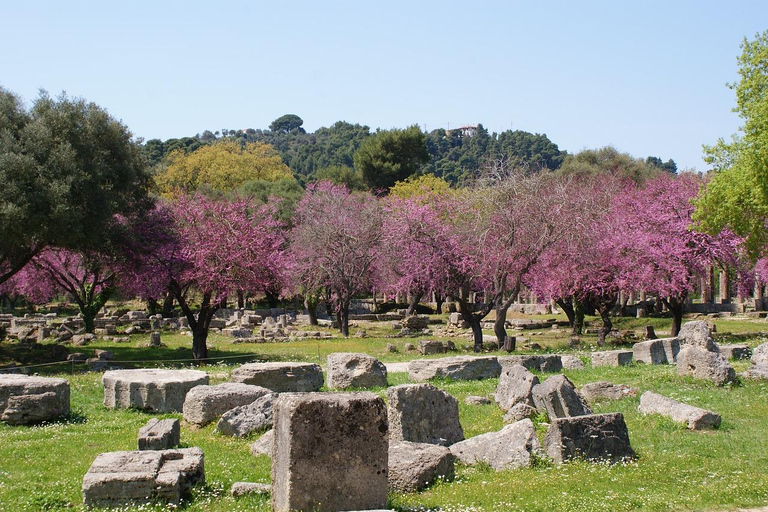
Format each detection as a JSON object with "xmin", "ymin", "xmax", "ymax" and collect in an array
[{"xmin": 142, "ymin": 116, "xmax": 570, "ymax": 185}]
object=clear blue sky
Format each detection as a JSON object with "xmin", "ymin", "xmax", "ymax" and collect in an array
[{"xmin": 2, "ymin": 1, "xmax": 766, "ymax": 171}]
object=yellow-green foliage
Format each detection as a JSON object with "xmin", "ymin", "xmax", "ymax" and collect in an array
[
  {"xmin": 156, "ymin": 140, "xmax": 293, "ymax": 195},
  {"xmin": 390, "ymin": 174, "xmax": 452, "ymax": 200}
]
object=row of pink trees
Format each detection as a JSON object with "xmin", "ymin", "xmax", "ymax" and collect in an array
[{"xmin": 4, "ymin": 171, "xmax": 757, "ymax": 358}]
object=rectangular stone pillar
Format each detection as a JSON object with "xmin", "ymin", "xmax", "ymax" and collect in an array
[
  {"xmin": 719, "ymin": 267, "xmax": 731, "ymax": 304},
  {"xmin": 702, "ymin": 266, "xmax": 714, "ymax": 303},
  {"xmin": 272, "ymin": 392, "xmax": 388, "ymax": 512}
]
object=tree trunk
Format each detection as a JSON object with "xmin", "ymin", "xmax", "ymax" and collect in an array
[
  {"xmin": 557, "ymin": 297, "xmax": 584, "ymax": 335},
  {"xmin": 557, "ymin": 298, "xmax": 575, "ymax": 327},
  {"xmin": 339, "ymin": 301, "xmax": 350, "ymax": 337},
  {"xmin": 161, "ymin": 290, "xmax": 175, "ymax": 318},
  {"xmin": 406, "ymin": 291, "xmax": 423, "ymax": 316},
  {"xmin": 595, "ymin": 294, "xmax": 617, "ymax": 347},
  {"xmin": 237, "ymin": 290, "xmax": 245, "ymax": 309},
  {"xmin": 265, "ymin": 289, "xmax": 278, "ymax": 309},
  {"xmin": 173, "ymin": 284, "xmax": 215, "ymax": 362},
  {"xmin": 456, "ymin": 288, "xmax": 491, "ymax": 353},
  {"xmin": 435, "ymin": 292, "xmax": 444, "ymax": 314},
  {"xmin": 304, "ymin": 295, "xmax": 319, "ymax": 326},
  {"xmin": 146, "ymin": 298, "xmax": 159, "ymax": 316},
  {"xmin": 82, "ymin": 312, "xmax": 96, "ymax": 334},
  {"xmin": 663, "ymin": 296, "xmax": 684, "ymax": 336},
  {"xmin": 192, "ymin": 326, "xmax": 209, "ymax": 361}
]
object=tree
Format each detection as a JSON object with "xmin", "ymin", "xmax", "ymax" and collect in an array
[
  {"xmin": 694, "ymin": 30, "xmax": 768, "ymax": 258},
  {"xmin": 127, "ymin": 197, "xmax": 288, "ymax": 360},
  {"xmin": 156, "ymin": 139, "xmax": 294, "ymax": 196},
  {"xmin": 290, "ymin": 182, "xmax": 382, "ymax": 336},
  {"xmin": 354, "ymin": 126, "xmax": 429, "ymax": 191},
  {"xmin": 269, "ymin": 114, "xmax": 305, "ymax": 134},
  {"xmin": 557, "ymin": 146, "xmax": 661, "ymax": 183},
  {"xmin": 314, "ymin": 165, "xmax": 367, "ymax": 191},
  {"xmin": 389, "ymin": 174, "xmax": 451, "ymax": 200},
  {"xmin": 0, "ymin": 88, "xmax": 151, "ymax": 285}
]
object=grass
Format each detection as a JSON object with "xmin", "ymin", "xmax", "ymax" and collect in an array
[{"xmin": 2, "ymin": 314, "xmax": 768, "ymax": 511}]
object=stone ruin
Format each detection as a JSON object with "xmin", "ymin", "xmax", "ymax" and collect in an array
[{"xmin": 0, "ymin": 374, "xmax": 70, "ymax": 425}]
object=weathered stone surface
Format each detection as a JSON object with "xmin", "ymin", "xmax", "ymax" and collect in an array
[
  {"xmin": 271, "ymin": 392, "xmax": 388, "ymax": 512},
  {"xmin": 250, "ymin": 429, "xmax": 274, "ymax": 457},
  {"xmin": 0, "ymin": 375, "xmax": 70, "ymax": 425},
  {"xmin": 388, "ymin": 383, "xmax": 464, "ymax": 446},
  {"xmin": 182, "ymin": 383, "xmax": 271, "ymax": 426},
  {"xmin": 326, "ymin": 352, "xmax": 387, "ymax": 389},
  {"xmin": 591, "ymin": 350, "xmax": 633, "ymax": 367},
  {"xmin": 503, "ymin": 403, "xmax": 538, "ymax": 423},
  {"xmin": 216, "ymin": 392, "xmax": 277, "ymax": 437},
  {"xmin": 532, "ymin": 374, "xmax": 592, "ymax": 419},
  {"xmin": 464, "ymin": 395, "xmax": 491, "ymax": 405},
  {"xmin": 388, "ymin": 441, "xmax": 454, "ymax": 492},
  {"xmin": 494, "ymin": 364, "xmax": 539, "ymax": 412},
  {"xmin": 103, "ymin": 369, "xmax": 208, "ymax": 413},
  {"xmin": 408, "ymin": 356, "xmax": 500, "ymax": 382},
  {"xmin": 633, "ymin": 339, "xmax": 669, "ymax": 365},
  {"xmin": 746, "ymin": 342, "xmax": 768, "ymax": 378},
  {"xmin": 638, "ymin": 391, "xmax": 721, "ymax": 430},
  {"xmin": 579, "ymin": 381, "xmax": 638, "ymax": 403},
  {"xmin": 418, "ymin": 339, "xmax": 447, "ymax": 355},
  {"xmin": 231, "ymin": 481, "xmax": 270, "ymax": 497},
  {"xmin": 450, "ymin": 419, "xmax": 543, "ymax": 470},
  {"xmin": 719, "ymin": 344, "xmax": 751, "ymax": 360},
  {"xmin": 676, "ymin": 346, "xmax": 736, "ymax": 386},
  {"xmin": 499, "ymin": 354, "xmax": 563, "ymax": 373},
  {"xmin": 678, "ymin": 320, "xmax": 717, "ymax": 350},
  {"xmin": 560, "ymin": 355, "xmax": 585, "ymax": 370},
  {"xmin": 230, "ymin": 362, "xmax": 323, "ymax": 392},
  {"xmin": 544, "ymin": 413, "xmax": 634, "ymax": 464},
  {"xmin": 82, "ymin": 448, "xmax": 205, "ymax": 507},
  {"xmin": 138, "ymin": 418, "xmax": 180, "ymax": 450},
  {"xmin": 659, "ymin": 337, "xmax": 681, "ymax": 363}
]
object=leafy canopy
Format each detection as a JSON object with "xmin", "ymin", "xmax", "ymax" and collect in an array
[
  {"xmin": 156, "ymin": 139, "xmax": 293, "ymax": 195},
  {"xmin": 694, "ymin": 30, "xmax": 768, "ymax": 258},
  {"xmin": 354, "ymin": 125, "xmax": 429, "ymax": 191}
]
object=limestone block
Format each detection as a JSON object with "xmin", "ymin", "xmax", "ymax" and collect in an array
[
  {"xmin": 271, "ymin": 392, "xmax": 388, "ymax": 512},
  {"xmin": 230, "ymin": 362, "xmax": 323, "ymax": 392},
  {"xmin": 388, "ymin": 383, "xmax": 464, "ymax": 446},
  {"xmin": 408, "ymin": 356, "xmax": 500, "ymax": 382},
  {"xmin": 633, "ymin": 339, "xmax": 668, "ymax": 365},
  {"xmin": 638, "ymin": 391, "xmax": 721, "ymax": 430},
  {"xmin": 102, "ymin": 369, "xmax": 208, "ymax": 413},
  {"xmin": 494, "ymin": 364, "xmax": 539, "ymax": 411},
  {"xmin": 591, "ymin": 350, "xmax": 633, "ymax": 367},
  {"xmin": 388, "ymin": 441, "xmax": 454, "ymax": 492},
  {"xmin": 138, "ymin": 418, "xmax": 180, "ymax": 450},
  {"xmin": 216, "ymin": 392, "xmax": 277, "ymax": 437},
  {"xmin": 532, "ymin": 374, "xmax": 591, "ymax": 419},
  {"xmin": 182, "ymin": 382, "xmax": 271, "ymax": 426},
  {"xmin": 449, "ymin": 419, "xmax": 542, "ymax": 470},
  {"xmin": 0, "ymin": 375, "xmax": 70, "ymax": 425},
  {"xmin": 327, "ymin": 352, "xmax": 387, "ymax": 389},
  {"xmin": 544, "ymin": 413, "xmax": 634, "ymax": 464}
]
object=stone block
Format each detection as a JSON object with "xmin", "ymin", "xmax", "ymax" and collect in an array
[
  {"xmin": 544, "ymin": 413, "xmax": 634, "ymax": 464},
  {"xmin": 271, "ymin": 392, "xmax": 388, "ymax": 512},
  {"xmin": 138, "ymin": 418, "xmax": 180, "ymax": 450},
  {"xmin": 388, "ymin": 441, "xmax": 454, "ymax": 492},
  {"xmin": 659, "ymin": 337, "xmax": 681, "ymax": 363},
  {"xmin": 591, "ymin": 350, "xmax": 633, "ymax": 367},
  {"xmin": 418, "ymin": 339, "xmax": 447, "ymax": 355},
  {"xmin": 250, "ymin": 429, "xmax": 274, "ymax": 457},
  {"xmin": 182, "ymin": 382, "xmax": 271, "ymax": 426},
  {"xmin": 503, "ymin": 403, "xmax": 538, "ymax": 423},
  {"xmin": 560, "ymin": 355, "xmax": 585, "ymax": 370},
  {"xmin": 633, "ymin": 339, "xmax": 668, "ymax": 365},
  {"xmin": 638, "ymin": 391, "xmax": 721, "ymax": 430},
  {"xmin": 678, "ymin": 320, "xmax": 717, "ymax": 350},
  {"xmin": 499, "ymin": 355, "xmax": 563, "ymax": 373},
  {"xmin": 231, "ymin": 482, "xmax": 270, "ymax": 497},
  {"xmin": 579, "ymin": 381, "xmax": 637, "ymax": 403},
  {"xmin": 677, "ymin": 346, "xmax": 736, "ymax": 386},
  {"xmin": 230, "ymin": 362, "xmax": 323, "ymax": 392},
  {"xmin": 449, "ymin": 419, "xmax": 542, "ymax": 470},
  {"xmin": 408, "ymin": 356, "xmax": 500, "ymax": 382},
  {"xmin": 217, "ymin": 392, "xmax": 277, "ymax": 437},
  {"xmin": 719, "ymin": 344, "xmax": 751, "ymax": 360},
  {"xmin": 0, "ymin": 375, "xmax": 70, "ymax": 425},
  {"xmin": 532, "ymin": 374, "xmax": 591, "ymax": 419},
  {"xmin": 388, "ymin": 383, "xmax": 464, "ymax": 446},
  {"xmin": 82, "ymin": 448, "xmax": 204, "ymax": 507},
  {"xmin": 327, "ymin": 352, "xmax": 387, "ymax": 389},
  {"xmin": 494, "ymin": 364, "xmax": 539, "ymax": 411},
  {"xmin": 102, "ymin": 369, "xmax": 208, "ymax": 413}
]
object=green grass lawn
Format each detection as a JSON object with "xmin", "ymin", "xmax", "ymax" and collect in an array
[{"xmin": 2, "ymin": 315, "xmax": 768, "ymax": 511}]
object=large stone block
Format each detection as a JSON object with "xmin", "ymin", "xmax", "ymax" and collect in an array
[
  {"xmin": 250, "ymin": 429, "xmax": 274, "ymax": 457},
  {"xmin": 449, "ymin": 419, "xmax": 542, "ymax": 471},
  {"xmin": 326, "ymin": 352, "xmax": 387, "ymax": 389},
  {"xmin": 494, "ymin": 364, "xmax": 539, "ymax": 411},
  {"xmin": 182, "ymin": 382, "xmax": 271, "ymax": 426},
  {"xmin": 388, "ymin": 383, "xmax": 464, "ymax": 446},
  {"xmin": 499, "ymin": 354, "xmax": 563, "ymax": 373},
  {"xmin": 632, "ymin": 339, "xmax": 668, "ymax": 365},
  {"xmin": 658, "ymin": 337, "xmax": 681, "ymax": 363},
  {"xmin": 676, "ymin": 346, "xmax": 736, "ymax": 386},
  {"xmin": 217, "ymin": 392, "xmax": 277, "ymax": 437},
  {"xmin": 138, "ymin": 418, "xmax": 180, "ymax": 450},
  {"xmin": 230, "ymin": 362, "xmax": 323, "ymax": 392},
  {"xmin": 103, "ymin": 369, "xmax": 208, "ymax": 413},
  {"xmin": 0, "ymin": 375, "xmax": 70, "ymax": 425},
  {"xmin": 408, "ymin": 356, "xmax": 500, "ymax": 382},
  {"xmin": 591, "ymin": 350, "xmax": 633, "ymax": 367},
  {"xmin": 678, "ymin": 320, "xmax": 717, "ymax": 350},
  {"xmin": 532, "ymin": 374, "xmax": 591, "ymax": 419},
  {"xmin": 638, "ymin": 391, "xmax": 721, "ymax": 430},
  {"xmin": 271, "ymin": 392, "xmax": 388, "ymax": 512},
  {"xmin": 544, "ymin": 413, "xmax": 634, "ymax": 464},
  {"xmin": 388, "ymin": 441, "xmax": 454, "ymax": 492},
  {"xmin": 82, "ymin": 448, "xmax": 204, "ymax": 507},
  {"xmin": 719, "ymin": 344, "xmax": 751, "ymax": 360},
  {"xmin": 418, "ymin": 339, "xmax": 447, "ymax": 355},
  {"xmin": 579, "ymin": 381, "xmax": 637, "ymax": 403}
]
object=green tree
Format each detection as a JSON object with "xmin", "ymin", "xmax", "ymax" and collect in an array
[
  {"xmin": 557, "ymin": 146, "xmax": 661, "ymax": 183},
  {"xmin": 269, "ymin": 114, "xmax": 305, "ymax": 134},
  {"xmin": 314, "ymin": 165, "xmax": 367, "ymax": 191},
  {"xmin": 354, "ymin": 125, "xmax": 429, "ymax": 191},
  {"xmin": 0, "ymin": 88, "xmax": 151, "ymax": 285},
  {"xmin": 694, "ymin": 30, "xmax": 768, "ymax": 257}
]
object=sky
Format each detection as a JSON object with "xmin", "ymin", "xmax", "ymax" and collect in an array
[{"xmin": 2, "ymin": 1, "xmax": 766, "ymax": 172}]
